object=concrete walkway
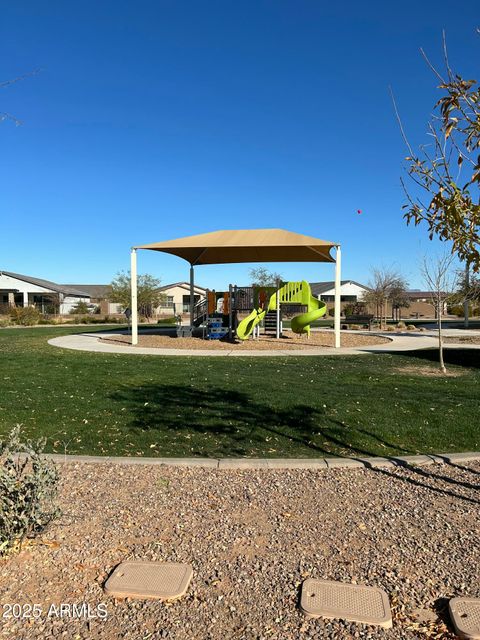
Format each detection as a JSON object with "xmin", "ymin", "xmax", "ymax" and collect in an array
[{"xmin": 48, "ymin": 329, "xmax": 480, "ymax": 357}]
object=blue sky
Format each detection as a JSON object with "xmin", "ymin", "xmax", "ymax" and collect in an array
[{"xmin": 1, "ymin": 1, "xmax": 478, "ymax": 289}]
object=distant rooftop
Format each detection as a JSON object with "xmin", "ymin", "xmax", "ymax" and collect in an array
[
  {"xmin": 310, "ymin": 280, "xmax": 369, "ymax": 296},
  {"xmin": 62, "ymin": 284, "xmax": 112, "ymax": 299},
  {"xmin": 1, "ymin": 271, "xmax": 89, "ymax": 297}
]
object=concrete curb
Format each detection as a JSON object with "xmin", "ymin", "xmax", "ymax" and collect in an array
[{"xmin": 39, "ymin": 451, "xmax": 480, "ymax": 469}]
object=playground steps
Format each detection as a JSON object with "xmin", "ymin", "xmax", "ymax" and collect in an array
[{"xmin": 263, "ymin": 310, "xmax": 281, "ymax": 334}]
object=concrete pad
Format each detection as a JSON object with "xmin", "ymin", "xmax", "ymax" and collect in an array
[
  {"xmin": 449, "ymin": 597, "xmax": 480, "ymax": 639},
  {"xmin": 266, "ymin": 459, "xmax": 328, "ymax": 469},
  {"xmin": 104, "ymin": 562, "xmax": 193, "ymax": 600},
  {"xmin": 218, "ymin": 458, "xmax": 269, "ymax": 469},
  {"xmin": 390, "ymin": 455, "xmax": 436, "ymax": 466},
  {"xmin": 440, "ymin": 452, "xmax": 480, "ymax": 464},
  {"xmin": 357, "ymin": 457, "xmax": 396, "ymax": 468},
  {"xmin": 325, "ymin": 458, "xmax": 365, "ymax": 469},
  {"xmin": 300, "ymin": 579, "xmax": 392, "ymax": 628},
  {"xmin": 44, "ymin": 454, "xmax": 219, "ymax": 468}
]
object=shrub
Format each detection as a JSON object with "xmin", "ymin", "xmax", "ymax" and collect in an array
[
  {"xmin": 396, "ymin": 321, "xmax": 407, "ymax": 329},
  {"xmin": 0, "ymin": 317, "xmax": 11, "ymax": 328},
  {"xmin": 448, "ymin": 304, "xmax": 467, "ymax": 317},
  {"xmin": 0, "ymin": 427, "xmax": 60, "ymax": 557},
  {"xmin": 406, "ymin": 324, "xmax": 417, "ymax": 330},
  {"xmin": 9, "ymin": 307, "xmax": 41, "ymax": 326},
  {"xmin": 69, "ymin": 301, "xmax": 90, "ymax": 314}
]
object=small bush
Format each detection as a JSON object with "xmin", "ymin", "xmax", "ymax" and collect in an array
[
  {"xmin": 448, "ymin": 305, "xmax": 465, "ymax": 317},
  {"xmin": 0, "ymin": 317, "xmax": 11, "ymax": 328},
  {"xmin": 157, "ymin": 316, "xmax": 177, "ymax": 325},
  {"xmin": 69, "ymin": 301, "xmax": 90, "ymax": 314},
  {"xmin": 406, "ymin": 324, "xmax": 416, "ymax": 330},
  {"xmin": 385, "ymin": 325, "xmax": 395, "ymax": 331},
  {"xmin": 0, "ymin": 427, "xmax": 60, "ymax": 557},
  {"xmin": 396, "ymin": 321, "xmax": 407, "ymax": 329},
  {"xmin": 9, "ymin": 307, "xmax": 41, "ymax": 326}
]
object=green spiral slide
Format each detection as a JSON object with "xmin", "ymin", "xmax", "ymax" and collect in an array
[{"xmin": 236, "ymin": 280, "xmax": 326, "ymax": 340}]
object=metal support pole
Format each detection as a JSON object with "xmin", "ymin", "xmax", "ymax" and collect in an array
[
  {"xmin": 276, "ymin": 279, "xmax": 280, "ymax": 339},
  {"xmin": 190, "ymin": 264, "xmax": 195, "ymax": 329},
  {"xmin": 334, "ymin": 245, "xmax": 341, "ymax": 348},
  {"xmin": 131, "ymin": 248, "xmax": 138, "ymax": 345},
  {"xmin": 228, "ymin": 284, "xmax": 233, "ymax": 341},
  {"xmin": 464, "ymin": 261, "xmax": 470, "ymax": 329}
]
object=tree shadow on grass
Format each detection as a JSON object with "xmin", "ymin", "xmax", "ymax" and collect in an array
[
  {"xmin": 388, "ymin": 347, "xmax": 480, "ymax": 370},
  {"xmin": 110, "ymin": 383, "xmax": 480, "ymax": 505},
  {"xmin": 110, "ymin": 383, "xmax": 332, "ymax": 458}
]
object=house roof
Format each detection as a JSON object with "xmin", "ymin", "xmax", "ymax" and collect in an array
[
  {"xmin": 157, "ymin": 281, "xmax": 207, "ymax": 293},
  {"xmin": 406, "ymin": 290, "xmax": 436, "ymax": 299},
  {"xmin": 63, "ymin": 284, "xmax": 112, "ymax": 299},
  {"xmin": 310, "ymin": 280, "xmax": 369, "ymax": 296},
  {"xmin": 0, "ymin": 271, "xmax": 89, "ymax": 297},
  {"xmin": 136, "ymin": 228, "xmax": 337, "ymax": 265}
]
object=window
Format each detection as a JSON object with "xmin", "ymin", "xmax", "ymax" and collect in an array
[{"xmin": 182, "ymin": 294, "xmax": 200, "ymax": 313}]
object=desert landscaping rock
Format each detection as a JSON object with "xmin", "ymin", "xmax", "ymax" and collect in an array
[
  {"xmin": 300, "ymin": 578, "xmax": 392, "ymax": 628},
  {"xmin": 104, "ymin": 561, "xmax": 193, "ymax": 601},
  {"xmin": 1, "ymin": 461, "xmax": 479, "ymax": 639},
  {"xmin": 449, "ymin": 597, "xmax": 480, "ymax": 639}
]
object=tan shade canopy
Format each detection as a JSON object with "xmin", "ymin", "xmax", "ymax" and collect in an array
[{"xmin": 135, "ymin": 228, "xmax": 337, "ymax": 265}]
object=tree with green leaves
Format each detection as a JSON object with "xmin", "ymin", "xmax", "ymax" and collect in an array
[
  {"xmin": 394, "ymin": 33, "xmax": 480, "ymax": 271},
  {"xmin": 110, "ymin": 271, "xmax": 165, "ymax": 318},
  {"xmin": 69, "ymin": 300, "xmax": 90, "ymax": 315},
  {"xmin": 248, "ymin": 266, "xmax": 283, "ymax": 287}
]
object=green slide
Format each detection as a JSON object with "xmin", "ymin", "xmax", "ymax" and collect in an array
[
  {"xmin": 235, "ymin": 308, "xmax": 266, "ymax": 340},
  {"xmin": 236, "ymin": 281, "xmax": 326, "ymax": 340}
]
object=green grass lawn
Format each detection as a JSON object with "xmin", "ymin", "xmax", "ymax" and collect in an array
[{"xmin": 0, "ymin": 326, "xmax": 479, "ymax": 458}]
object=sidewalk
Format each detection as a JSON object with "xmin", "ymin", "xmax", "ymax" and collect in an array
[{"xmin": 48, "ymin": 331, "xmax": 446, "ymax": 357}]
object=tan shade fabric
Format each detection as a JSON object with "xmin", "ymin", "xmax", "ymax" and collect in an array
[{"xmin": 135, "ymin": 228, "xmax": 336, "ymax": 265}]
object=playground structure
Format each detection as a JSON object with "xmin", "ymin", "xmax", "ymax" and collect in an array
[
  {"xmin": 129, "ymin": 229, "xmax": 342, "ymax": 346},
  {"xmin": 190, "ymin": 280, "xmax": 327, "ymax": 341}
]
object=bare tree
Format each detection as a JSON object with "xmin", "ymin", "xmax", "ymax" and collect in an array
[
  {"xmin": 454, "ymin": 264, "xmax": 480, "ymax": 324},
  {"xmin": 249, "ymin": 266, "xmax": 283, "ymax": 287},
  {"xmin": 1, "ymin": 69, "xmax": 41, "ymax": 125},
  {"xmin": 363, "ymin": 267, "xmax": 409, "ymax": 327},
  {"xmin": 421, "ymin": 253, "xmax": 457, "ymax": 373}
]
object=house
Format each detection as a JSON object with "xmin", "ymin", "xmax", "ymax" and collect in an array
[
  {"xmin": 156, "ymin": 282, "xmax": 207, "ymax": 316},
  {"xmin": 310, "ymin": 280, "xmax": 370, "ymax": 313},
  {"xmin": 62, "ymin": 284, "xmax": 122, "ymax": 315},
  {"xmin": 0, "ymin": 271, "xmax": 91, "ymax": 314},
  {"xmin": 401, "ymin": 291, "xmax": 445, "ymax": 318},
  {"xmin": 62, "ymin": 281, "xmax": 208, "ymax": 317}
]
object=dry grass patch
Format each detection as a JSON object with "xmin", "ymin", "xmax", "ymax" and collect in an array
[{"xmin": 393, "ymin": 365, "xmax": 465, "ymax": 378}]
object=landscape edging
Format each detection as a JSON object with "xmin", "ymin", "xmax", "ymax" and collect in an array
[{"xmin": 39, "ymin": 451, "xmax": 480, "ymax": 469}]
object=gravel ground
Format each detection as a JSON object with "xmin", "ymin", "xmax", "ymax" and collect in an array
[
  {"xmin": 100, "ymin": 331, "xmax": 390, "ymax": 350},
  {"xmin": 1, "ymin": 461, "xmax": 479, "ymax": 639},
  {"xmin": 443, "ymin": 336, "xmax": 480, "ymax": 344}
]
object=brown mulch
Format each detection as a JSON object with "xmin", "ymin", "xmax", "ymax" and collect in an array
[
  {"xmin": 100, "ymin": 331, "xmax": 390, "ymax": 350},
  {"xmin": 1, "ymin": 461, "xmax": 479, "ymax": 639}
]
